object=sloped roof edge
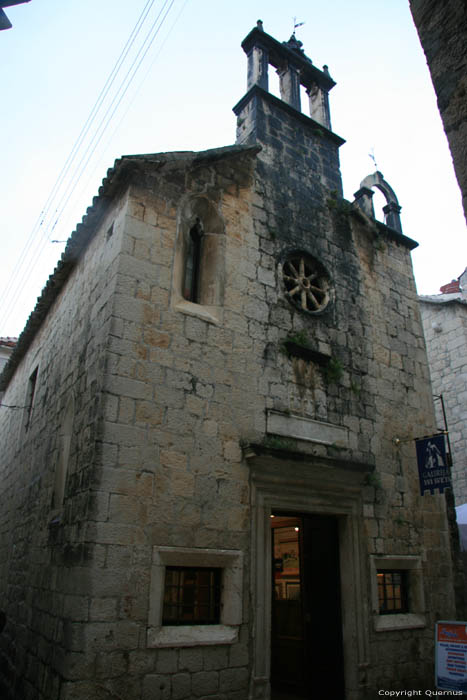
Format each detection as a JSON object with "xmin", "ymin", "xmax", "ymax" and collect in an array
[
  {"xmin": 349, "ymin": 204, "xmax": 418, "ymax": 250},
  {"xmin": 419, "ymin": 293, "xmax": 467, "ymax": 306},
  {"xmin": 0, "ymin": 144, "xmax": 260, "ymax": 391}
]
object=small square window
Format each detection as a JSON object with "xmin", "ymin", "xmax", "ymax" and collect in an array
[
  {"xmin": 377, "ymin": 570, "xmax": 408, "ymax": 614},
  {"xmin": 147, "ymin": 546, "xmax": 243, "ymax": 648},
  {"xmin": 370, "ymin": 555, "xmax": 425, "ymax": 632},
  {"xmin": 163, "ymin": 567, "xmax": 221, "ymax": 625}
]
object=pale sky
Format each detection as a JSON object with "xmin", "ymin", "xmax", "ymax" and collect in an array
[{"xmin": 1, "ymin": 0, "xmax": 466, "ymax": 337}]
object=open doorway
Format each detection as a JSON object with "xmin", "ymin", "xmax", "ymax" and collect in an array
[{"xmin": 271, "ymin": 513, "xmax": 345, "ymax": 698}]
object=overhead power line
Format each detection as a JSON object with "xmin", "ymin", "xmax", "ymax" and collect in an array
[
  {"xmin": 67, "ymin": 0, "xmax": 190, "ymax": 235},
  {"xmin": 45, "ymin": 0, "xmax": 177, "ymax": 240},
  {"xmin": 0, "ymin": 0, "xmax": 158, "ymax": 317},
  {"xmin": 0, "ymin": 0, "xmax": 185, "ymax": 333},
  {"xmin": 7, "ymin": 0, "xmax": 176, "ymax": 314}
]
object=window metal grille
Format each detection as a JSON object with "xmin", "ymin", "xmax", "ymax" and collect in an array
[
  {"xmin": 377, "ymin": 570, "xmax": 408, "ymax": 614},
  {"xmin": 163, "ymin": 566, "xmax": 221, "ymax": 625}
]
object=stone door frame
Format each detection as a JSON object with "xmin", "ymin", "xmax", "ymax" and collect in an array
[{"xmin": 248, "ymin": 459, "xmax": 370, "ymax": 700}]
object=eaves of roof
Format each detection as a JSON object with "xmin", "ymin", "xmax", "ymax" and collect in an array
[
  {"xmin": 349, "ymin": 205, "xmax": 419, "ymax": 250},
  {"xmin": 419, "ymin": 293, "xmax": 467, "ymax": 306},
  {"xmin": 0, "ymin": 144, "xmax": 260, "ymax": 392},
  {"xmin": 0, "ymin": 1, "xmax": 30, "ymax": 31},
  {"xmin": 0, "ymin": 337, "xmax": 17, "ymax": 348}
]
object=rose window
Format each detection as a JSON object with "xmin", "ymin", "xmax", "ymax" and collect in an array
[{"xmin": 282, "ymin": 254, "xmax": 330, "ymax": 313}]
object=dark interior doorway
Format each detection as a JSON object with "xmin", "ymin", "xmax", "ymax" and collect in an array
[{"xmin": 270, "ymin": 513, "xmax": 345, "ymax": 699}]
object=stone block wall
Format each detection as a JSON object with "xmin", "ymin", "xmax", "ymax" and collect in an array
[
  {"xmin": 351, "ymin": 231, "xmax": 459, "ymax": 690},
  {"xmin": 64, "ymin": 138, "xmax": 455, "ymax": 696},
  {"xmin": 0, "ymin": 92, "xmax": 459, "ymax": 700},
  {"xmin": 410, "ymin": 0, "xmax": 467, "ymax": 223},
  {"xmin": 55, "ymin": 149, "xmax": 259, "ymax": 700},
  {"xmin": 235, "ymin": 85, "xmax": 343, "ymax": 202},
  {"xmin": 419, "ymin": 299, "xmax": 467, "ymax": 504},
  {"xmin": 0, "ymin": 191, "xmax": 129, "ymax": 700},
  {"xmin": 235, "ymin": 82, "xmax": 456, "ymax": 690}
]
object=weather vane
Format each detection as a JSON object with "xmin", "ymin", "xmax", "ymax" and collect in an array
[
  {"xmin": 369, "ymin": 147, "xmax": 379, "ymax": 171},
  {"xmin": 293, "ymin": 17, "xmax": 305, "ymax": 34}
]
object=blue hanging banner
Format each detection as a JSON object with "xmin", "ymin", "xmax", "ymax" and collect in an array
[{"xmin": 415, "ymin": 433, "xmax": 451, "ymax": 495}]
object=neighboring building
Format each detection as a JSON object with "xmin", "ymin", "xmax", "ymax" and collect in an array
[
  {"xmin": 0, "ymin": 338, "xmax": 16, "ymax": 374},
  {"xmin": 0, "ymin": 24, "xmax": 458, "ymax": 700},
  {"xmin": 419, "ymin": 272, "xmax": 467, "ymax": 505},
  {"xmin": 0, "ymin": 1, "xmax": 31, "ymax": 31},
  {"xmin": 409, "ymin": 0, "xmax": 467, "ymax": 223}
]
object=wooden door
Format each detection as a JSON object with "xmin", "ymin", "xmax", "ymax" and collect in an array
[{"xmin": 271, "ymin": 514, "xmax": 345, "ymax": 698}]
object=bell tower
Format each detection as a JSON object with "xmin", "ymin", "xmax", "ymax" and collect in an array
[{"xmin": 233, "ymin": 21, "xmax": 345, "ymax": 196}]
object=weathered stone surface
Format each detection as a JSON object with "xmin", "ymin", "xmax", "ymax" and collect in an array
[
  {"xmin": 0, "ymin": 21, "xmax": 457, "ymax": 700},
  {"xmin": 410, "ymin": 0, "xmax": 467, "ymax": 222},
  {"xmin": 142, "ymin": 674, "xmax": 171, "ymax": 700},
  {"xmin": 420, "ymin": 292, "xmax": 467, "ymax": 503}
]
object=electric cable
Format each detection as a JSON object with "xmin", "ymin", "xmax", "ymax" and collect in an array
[
  {"xmin": 62, "ymin": 0, "xmax": 189, "ymax": 237},
  {"xmin": 45, "ymin": 0, "xmax": 176, "ymax": 240},
  {"xmin": 0, "ymin": 0, "xmax": 156, "ymax": 316},
  {"xmin": 2, "ymin": 0, "xmax": 175, "ymax": 315},
  {"xmin": 0, "ymin": 0, "xmax": 182, "ymax": 333},
  {"xmin": 9, "ymin": 0, "xmax": 176, "ymax": 311}
]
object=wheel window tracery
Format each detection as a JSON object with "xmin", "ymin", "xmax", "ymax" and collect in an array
[{"xmin": 282, "ymin": 253, "xmax": 330, "ymax": 313}]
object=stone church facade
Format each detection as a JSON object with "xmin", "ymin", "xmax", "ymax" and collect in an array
[{"xmin": 0, "ymin": 24, "xmax": 458, "ymax": 700}]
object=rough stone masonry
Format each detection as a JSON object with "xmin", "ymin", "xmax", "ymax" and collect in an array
[
  {"xmin": 410, "ymin": 0, "xmax": 467, "ymax": 223},
  {"xmin": 0, "ymin": 22, "xmax": 458, "ymax": 700}
]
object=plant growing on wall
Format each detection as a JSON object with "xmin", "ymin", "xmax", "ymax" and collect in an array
[
  {"xmin": 280, "ymin": 330, "xmax": 311, "ymax": 357},
  {"xmin": 321, "ymin": 356, "xmax": 344, "ymax": 384},
  {"xmin": 365, "ymin": 471, "xmax": 383, "ymax": 489},
  {"xmin": 262, "ymin": 436, "xmax": 296, "ymax": 452}
]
